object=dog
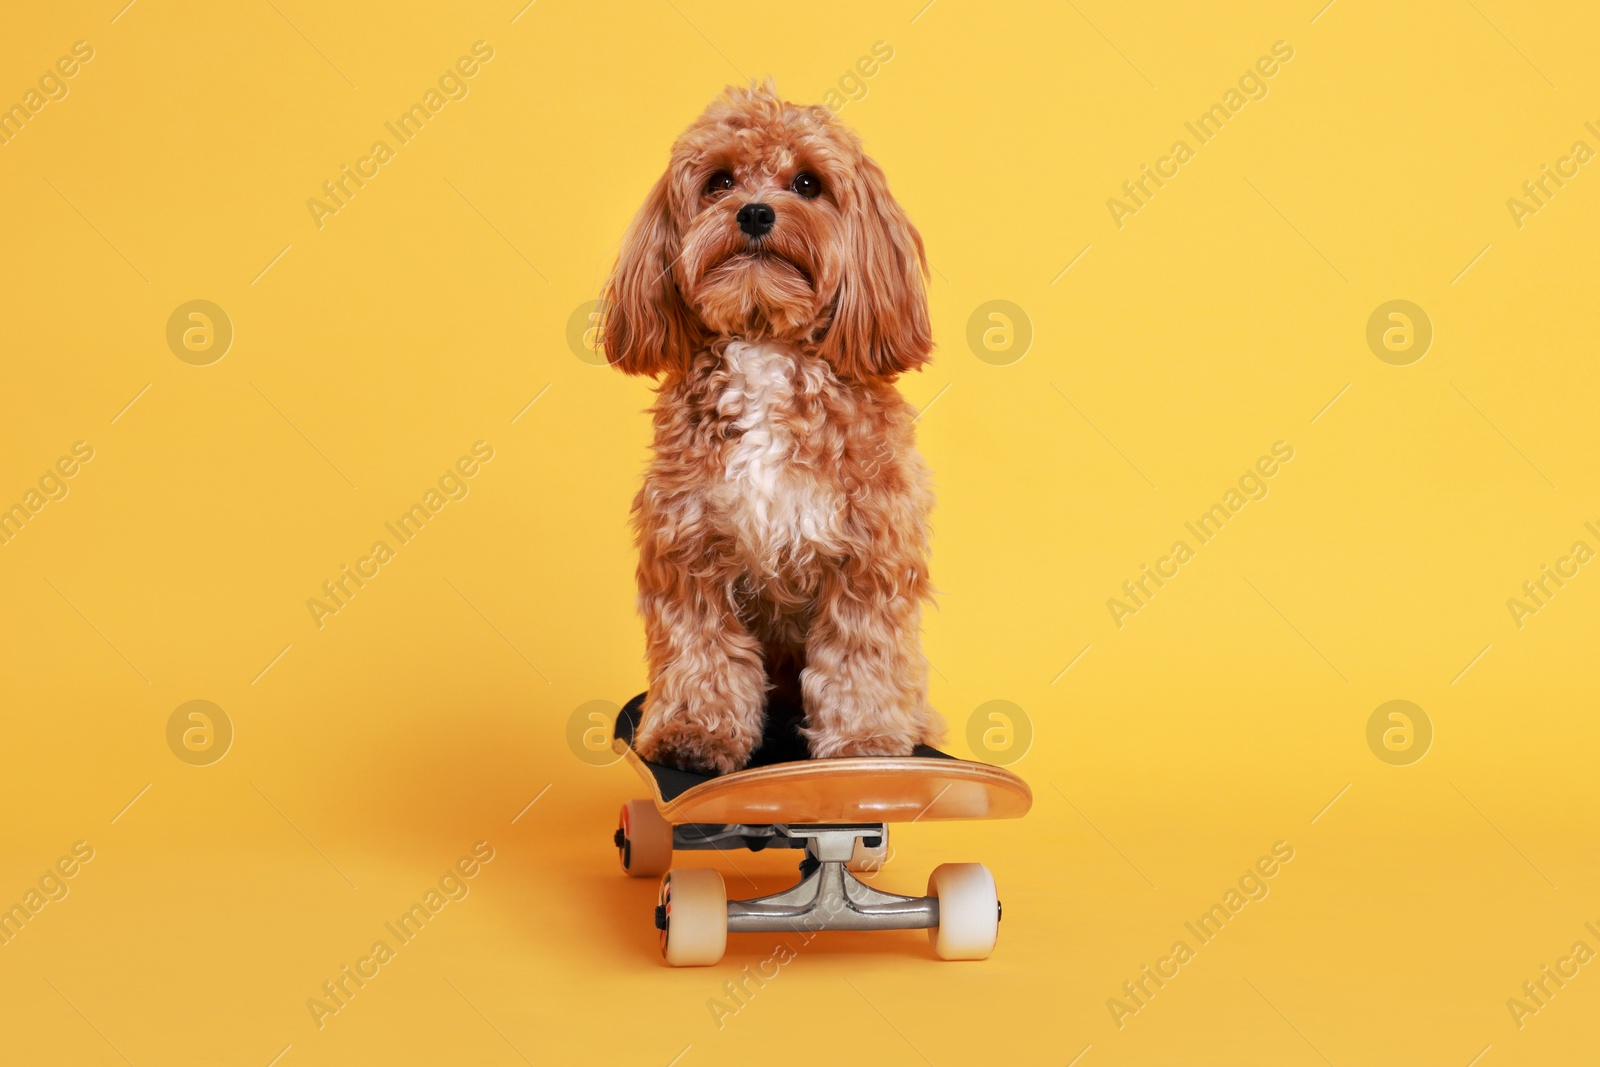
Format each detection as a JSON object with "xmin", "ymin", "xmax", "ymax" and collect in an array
[{"xmin": 602, "ymin": 82, "xmax": 943, "ymax": 775}]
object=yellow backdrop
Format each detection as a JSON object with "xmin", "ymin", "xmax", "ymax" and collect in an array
[{"xmin": 2, "ymin": 1, "xmax": 1596, "ymax": 1064}]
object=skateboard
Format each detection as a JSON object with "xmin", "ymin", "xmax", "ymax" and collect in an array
[{"xmin": 611, "ymin": 693, "xmax": 1032, "ymax": 966}]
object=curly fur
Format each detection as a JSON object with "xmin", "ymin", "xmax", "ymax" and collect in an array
[{"xmin": 603, "ymin": 82, "xmax": 943, "ymax": 774}]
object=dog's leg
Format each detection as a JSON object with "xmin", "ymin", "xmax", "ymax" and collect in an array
[
  {"xmin": 799, "ymin": 568, "xmax": 936, "ymax": 758},
  {"xmin": 634, "ymin": 563, "xmax": 767, "ymax": 775}
]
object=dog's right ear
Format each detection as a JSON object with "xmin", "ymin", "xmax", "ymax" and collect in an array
[{"xmin": 601, "ymin": 173, "xmax": 696, "ymax": 376}]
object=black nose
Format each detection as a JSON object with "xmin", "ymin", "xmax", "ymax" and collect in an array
[{"xmin": 737, "ymin": 202, "xmax": 775, "ymax": 238}]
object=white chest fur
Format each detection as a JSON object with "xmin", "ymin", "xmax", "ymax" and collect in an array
[{"xmin": 712, "ymin": 341, "xmax": 841, "ymax": 573}]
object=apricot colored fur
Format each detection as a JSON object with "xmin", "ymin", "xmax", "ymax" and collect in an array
[{"xmin": 604, "ymin": 83, "xmax": 943, "ymax": 773}]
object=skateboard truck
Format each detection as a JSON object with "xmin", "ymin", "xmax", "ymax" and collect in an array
[
  {"xmin": 624, "ymin": 808, "xmax": 1003, "ymax": 966},
  {"xmin": 725, "ymin": 825, "xmax": 941, "ymax": 934},
  {"xmin": 650, "ymin": 826, "xmax": 932, "ymax": 933}
]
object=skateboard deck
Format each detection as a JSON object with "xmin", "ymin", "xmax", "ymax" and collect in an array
[{"xmin": 613, "ymin": 694, "xmax": 1032, "ymax": 825}]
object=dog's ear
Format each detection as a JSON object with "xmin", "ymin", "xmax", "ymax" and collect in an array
[
  {"xmin": 601, "ymin": 173, "xmax": 697, "ymax": 376},
  {"xmin": 819, "ymin": 155, "xmax": 932, "ymax": 380}
]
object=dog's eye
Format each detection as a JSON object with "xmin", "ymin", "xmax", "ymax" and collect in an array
[
  {"xmin": 706, "ymin": 171, "xmax": 735, "ymax": 195},
  {"xmin": 791, "ymin": 172, "xmax": 822, "ymax": 199}
]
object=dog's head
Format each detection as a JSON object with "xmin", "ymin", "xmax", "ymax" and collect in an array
[{"xmin": 602, "ymin": 82, "xmax": 930, "ymax": 381}]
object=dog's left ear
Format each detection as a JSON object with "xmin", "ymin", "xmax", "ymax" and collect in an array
[
  {"xmin": 819, "ymin": 155, "xmax": 932, "ymax": 380},
  {"xmin": 601, "ymin": 172, "xmax": 698, "ymax": 376}
]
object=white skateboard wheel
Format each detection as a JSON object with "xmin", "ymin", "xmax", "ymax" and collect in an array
[
  {"xmin": 618, "ymin": 800, "xmax": 673, "ymax": 877},
  {"xmin": 927, "ymin": 863, "xmax": 999, "ymax": 961},
  {"xmin": 658, "ymin": 868, "xmax": 727, "ymax": 967},
  {"xmin": 847, "ymin": 829, "xmax": 889, "ymax": 873}
]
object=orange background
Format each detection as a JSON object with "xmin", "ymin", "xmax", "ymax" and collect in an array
[{"xmin": 1, "ymin": 1, "xmax": 1596, "ymax": 1064}]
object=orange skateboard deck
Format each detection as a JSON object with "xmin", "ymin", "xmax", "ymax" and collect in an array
[{"xmin": 612, "ymin": 694, "xmax": 1033, "ymax": 824}]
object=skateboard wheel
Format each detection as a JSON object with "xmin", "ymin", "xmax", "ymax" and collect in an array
[
  {"xmin": 658, "ymin": 868, "xmax": 727, "ymax": 967},
  {"xmin": 618, "ymin": 800, "xmax": 673, "ymax": 877},
  {"xmin": 847, "ymin": 829, "xmax": 889, "ymax": 873},
  {"xmin": 927, "ymin": 863, "xmax": 999, "ymax": 961}
]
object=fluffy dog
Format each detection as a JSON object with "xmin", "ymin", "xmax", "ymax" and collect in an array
[{"xmin": 603, "ymin": 82, "xmax": 942, "ymax": 774}]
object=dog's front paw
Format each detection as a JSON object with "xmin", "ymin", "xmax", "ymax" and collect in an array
[
  {"xmin": 805, "ymin": 731, "xmax": 916, "ymax": 759},
  {"xmin": 636, "ymin": 701, "xmax": 759, "ymax": 775}
]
